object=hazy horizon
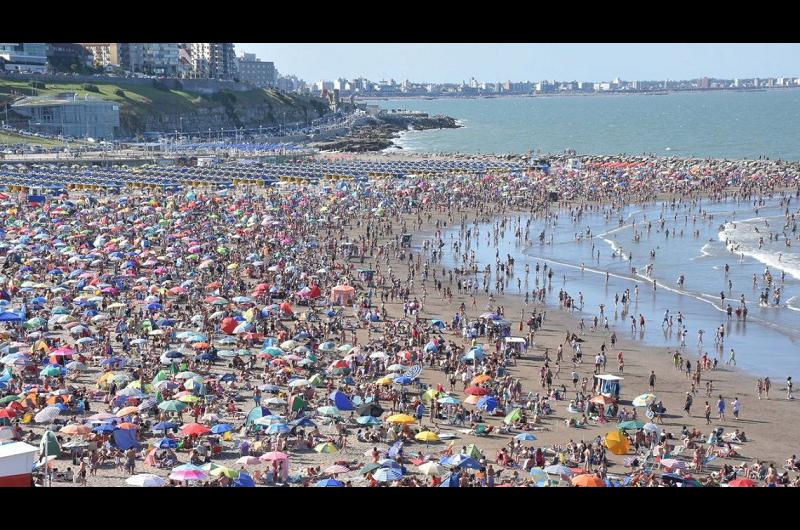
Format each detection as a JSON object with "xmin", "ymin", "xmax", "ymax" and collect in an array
[{"xmin": 234, "ymin": 43, "xmax": 800, "ymax": 84}]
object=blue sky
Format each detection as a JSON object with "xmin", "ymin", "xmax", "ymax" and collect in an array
[{"xmin": 235, "ymin": 43, "xmax": 800, "ymax": 83}]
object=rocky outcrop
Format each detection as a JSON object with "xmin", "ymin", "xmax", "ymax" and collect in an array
[{"xmin": 309, "ymin": 111, "xmax": 460, "ymax": 152}]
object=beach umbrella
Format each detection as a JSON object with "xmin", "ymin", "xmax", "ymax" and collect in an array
[
  {"xmin": 34, "ymin": 405, "xmax": 61, "ymax": 423},
  {"xmin": 237, "ymin": 456, "xmax": 261, "ymax": 466},
  {"xmin": 263, "ymin": 423, "xmax": 290, "ymax": 435},
  {"xmin": 544, "ymin": 464, "xmax": 574, "ymax": 478},
  {"xmin": 259, "ymin": 451, "xmax": 289, "ymax": 462},
  {"xmin": 660, "ymin": 458, "xmax": 685, "ymax": 470},
  {"xmin": 604, "ymin": 431, "xmax": 630, "ymax": 455},
  {"xmin": 728, "ymin": 478, "xmax": 755, "ymax": 488},
  {"xmin": 471, "ymin": 374, "xmax": 492, "ymax": 385},
  {"xmin": 158, "ymin": 400, "xmax": 187, "ymax": 412},
  {"xmin": 418, "ymin": 461, "xmax": 446, "ymax": 476},
  {"xmin": 618, "ymin": 420, "xmax": 645, "ymax": 431},
  {"xmin": 324, "ymin": 464, "xmax": 350, "ymax": 475},
  {"xmin": 515, "ymin": 432, "xmax": 537, "ymax": 441},
  {"xmin": 415, "ymin": 431, "xmax": 440, "ymax": 443},
  {"xmin": 632, "ymin": 393, "xmax": 657, "ymax": 407},
  {"xmin": 314, "ymin": 478, "xmax": 344, "ymax": 487},
  {"xmin": 642, "ymin": 423, "xmax": 661, "ymax": 435},
  {"xmin": 39, "ymin": 365, "xmax": 62, "ymax": 378},
  {"xmin": 169, "ymin": 469, "xmax": 208, "ymax": 481},
  {"xmin": 316, "ymin": 405, "xmax": 341, "ymax": 417},
  {"xmin": 126, "ymin": 474, "xmax": 166, "ymax": 487},
  {"xmin": 59, "ymin": 424, "xmax": 91, "ymax": 436},
  {"xmin": 356, "ymin": 416, "xmax": 382, "ymax": 426},
  {"xmin": 233, "ymin": 473, "xmax": 255, "ymax": 488},
  {"xmin": 116, "ymin": 405, "xmax": 139, "ymax": 417},
  {"xmin": 529, "ymin": 468, "xmax": 549, "ymax": 486},
  {"xmin": 373, "ymin": 467, "xmax": 403, "ymax": 482},
  {"xmin": 155, "ymin": 438, "xmax": 178, "ymax": 449},
  {"xmin": 437, "ymin": 396, "xmax": 460, "ymax": 406},
  {"xmin": 476, "ymin": 395, "xmax": 498, "ymax": 412},
  {"xmin": 152, "ymin": 421, "xmax": 178, "ymax": 432},
  {"xmin": 444, "ymin": 454, "xmax": 481, "ymax": 470},
  {"xmin": 210, "ymin": 424, "xmax": 233, "ymax": 434},
  {"xmin": 180, "ymin": 423, "xmax": 210, "ymax": 436},
  {"xmin": 315, "ymin": 442, "xmax": 338, "ymax": 454},
  {"xmin": 464, "ymin": 386, "xmax": 489, "ymax": 396},
  {"xmin": 358, "ymin": 463, "xmax": 382, "ymax": 475},
  {"xmin": 572, "ymin": 474, "xmax": 605, "ymax": 487},
  {"xmin": 386, "ymin": 413, "xmax": 415, "ymax": 424}
]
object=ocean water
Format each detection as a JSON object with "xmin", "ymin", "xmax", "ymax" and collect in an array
[
  {"xmin": 435, "ymin": 195, "xmax": 800, "ymax": 379},
  {"xmin": 375, "ymin": 90, "xmax": 800, "ymax": 160}
]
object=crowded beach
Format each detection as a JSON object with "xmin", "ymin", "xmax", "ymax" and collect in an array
[{"xmin": 0, "ymin": 151, "xmax": 799, "ymax": 488}]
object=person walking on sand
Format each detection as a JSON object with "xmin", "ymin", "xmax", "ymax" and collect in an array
[
  {"xmin": 788, "ymin": 377, "xmax": 794, "ymax": 400},
  {"xmin": 756, "ymin": 378, "xmax": 763, "ymax": 400},
  {"xmin": 704, "ymin": 402, "xmax": 711, "ymax": 425},
  {"xmin": 684, "ymin": 392, "xmax": 693, "ymax": 417},
  {"xmin": 717, "ymin": 395, "xmax": 725, "ymax": 421},
  {"xmin": 648, "ymin": 371, "xmax": 656, "ymax": 392},
  {"xmin": 731, "ymin": 397, "xmax": 740, "ymax": 420}
]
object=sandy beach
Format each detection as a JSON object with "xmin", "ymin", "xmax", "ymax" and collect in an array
[{"xmin": 2, "ymin": 152, "xmax": 799, "ymax": 488}]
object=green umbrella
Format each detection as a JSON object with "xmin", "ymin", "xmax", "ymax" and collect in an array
[
  {"xmin": 618, "ymin": 420, "xmax": 646, "ymax": 431},
  {"xmin": 152, "ymin": 370, "xmax": 171, "ymax": 385},
  {"xmin": 40, "ymin": 365, "xmax": 61, "ymax": 377},
  {"xmin": 308, "ymin": 374, "xmax": 325, "ymax": 387},
  {"xmin": 0, "ymin": 395, "xmax": 19, "ymax": 404},
  {"xmin": 316, "ymin": 406, "xmax": 341, "ymax": 417},
  {"xmin": 358, "ymin": 463, "xmax": 382, "ymax": 475},
  {"xmin": 24, "ymin": 317, "xmax": 46, "ymax": 330},
  {"xmin": 158, "ymin": 400, "xmax": 187, "ymax": 412},
  {"xmin": 504, "ymin": 408, "xmax": 521, "ymax": 425}
]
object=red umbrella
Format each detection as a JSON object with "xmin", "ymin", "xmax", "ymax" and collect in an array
[
  {"xmin": 728, "ymin": 478, "xmax": 756, "ymax": 487},
  {"xmin": 0, "ymin": 408, "xmax": 17, "ymax": 419},
  {"xmin": 464, "ymin": 386, "xmax": 490, "ymax": 396},
  {"xmin": 180, "ymin": 423, "xmax": 211, "ymax": 436}
]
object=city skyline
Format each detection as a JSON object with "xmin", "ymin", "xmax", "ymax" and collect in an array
[{"xmin": 235, "ymin": 43, "xmax": 800, "ymax": 85}]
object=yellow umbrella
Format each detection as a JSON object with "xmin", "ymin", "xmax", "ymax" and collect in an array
[
  {"xmin": 604, "ymin": 430, "xmax": 630, "ymax": 455},
  {"xmin": 209, "ymin": 466, "xmax": 240, "ymax": 479},
  {"xmin": 386, "ymin": 414, "xmax": 415, "ymax": 425},
  {"xmin": 178, "ymin": 395, "xmax": 201, "ymax": 403},
  {"xmin": 414, "ymin": 431, "xmax": 440, "ymax": 443},
  {"xmin": 116, "ymin": 406, "xmax": 139, "ymax": 417},
  {"xmin": 375, "ymin": 376, "xmax": 394, "ymax": 386}
]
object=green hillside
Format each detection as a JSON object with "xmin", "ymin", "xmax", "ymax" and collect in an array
[{"xmin": 0, "ymin": 78, "xmax": 331, "ymax": 136}]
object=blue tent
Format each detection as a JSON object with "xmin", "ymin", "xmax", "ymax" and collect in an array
[
  {"xmin": 245, "ymin": 406, "xmax": 273, "ymax": 426},
  {"xmin": 113, "ymin": 429, "xmax": 141, "ymax": 450},
  {"xmin": 232, "ymin": 472, "xmax": 255, "ymax": 487},
  {"xmin": 329, "ymin": 391, "xmax": 354, "ymax": 411}
]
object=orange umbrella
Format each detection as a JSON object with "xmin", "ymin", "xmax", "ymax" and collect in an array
[
  {"xmin": 471, "ymin": 374, "xmax": 492, "ymax": 386},
  {"xmin": 571, "ymin": 474, "xmax": 605, "ymax": 487},
  {"xmin": 193, "ymin": 342, "xmax": 210, "ymax": 349},
  {"xmin": 116, "ymin": 406, "xmax": 139, "ymax": 417},
  {"xmin": 117, "ymin": 422, "xmax": 139, "ymax": 430},
  {"xmin": 59, "ymin": 424, "xmax": 91, "ymax": 436},
  {"xmin": 589, "ymin": 395, "xmax": 616, "ymax": 405},
  {"xmin": 463, "ymin": 394, "xmax": 481, "ymax": 405}
]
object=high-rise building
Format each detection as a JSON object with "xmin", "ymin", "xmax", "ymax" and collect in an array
[
  {"xmin": 80, "ymin": 43, "xmax": 120, "ymax": 68},
  {"xmin": 0, "ymin": 43, "xmax": 48, "ymax": 73},
  {"xmin": 236, "ymin": 53, "xmax": 276, "ymax": 87},
  {"xmin": 186, "ymin": 43, "xmax": 237, "ymax": 79},
  {"xmin": 119, "ymin": 43, "xmax": 179, "ymax": 76}
]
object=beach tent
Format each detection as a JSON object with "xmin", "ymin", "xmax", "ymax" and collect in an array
[
  {"xmin": 289, "ymin": 395, "xmax": 308, "ymax": 412},
  {"xmin": 329, "ymin": 285, "xmax": 355, "ymax": 305},
  {"xmin": 38, "ymin": 430, "xmax": 62, "ymax": 459},
  {"xmin": 329, "ymin": 391, "xmax": 354, "ymax": 411},
  {"xmin": 245, "ymin": 406, "xmax": 273, "ymax": 427}
]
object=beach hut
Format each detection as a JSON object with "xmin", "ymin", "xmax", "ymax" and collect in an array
[
  {"xmin": 593, "ymin": 374, "xmax": 623, "ymax": 399},
  {"xmin": 329, "ymin": 285, "xmax": 355, "ymax": 305},
  {"xmin": 0, "ymin": 442, "xmax": 39, "ymax": 487},
  {"xmin": 503, "ymin": 337, "xmax": 527, "ymax": 358}
]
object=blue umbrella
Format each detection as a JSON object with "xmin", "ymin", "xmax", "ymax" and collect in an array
[
  {"xmin": 515, "ymin": 432, "xmax": 537, "ymax": 441},
  {"xmin": 232, "ymin": 472, "xmax": 255, "ymax": 487},
  {"xmin": 155, "ymin": 437, "xmax": 178, "ymax": 448},
  {"xmin": 314, "ymin": 479, "xmax": 344, "ymax": 487},
  {"xmin": 476, "ymin": 395, "xmax": 498, "ymax": 412},
  {"xmin": 92, "ymin": 424, "xmax": 116, "ymax": 433},
  {"xmin": 210, "ymin": 424, "xmax": 233, "ymax": 434},
  {"xmin": 153, "ymin": 421, "xmax": 178, "ymax": 432},
  {"xmin": 373, "ymin": 467, "xmax": 403, "ymax": 482},
  {"xmin": 393, "ymin": 376, "xmax": 412, "ymax": 386},
  {"xmin": 146, "ymin": 303, "xmax": 163, "ymax": 311},
  {"xmin": 264, "ymin": 423, "xmax": 290, "ymax": 435},
  {"xmin": 445, "ymin": 454, "xmax": 482, "ymax": 470}
]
